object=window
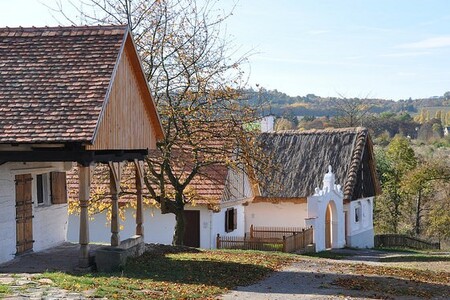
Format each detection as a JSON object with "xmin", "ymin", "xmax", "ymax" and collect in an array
[
  {"xmin": 354, "ymin": 204, "xmax": 361, "ymax": 223},
  {"xmin": 36, "ymin": 173, "xmax": 50, "ymax": 205},
  {"xmin": 35, "ymin": 172, "xmax": 68, "ymax": 206},
  {"xmin": 225, "ymin": 207, "xmax": 237, "ymax": 233}
]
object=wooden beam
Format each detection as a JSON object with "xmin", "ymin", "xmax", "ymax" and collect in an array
[
  {"xmin": 78, "ymin": 165, "xmax": 91, "ymax": 268},
  {"xmin": 0, "ymin": 149, "xmax": 147, "ymax": 165},
  {"xmin": 134, "ymin": 159, "xmax": 144, "ymax": 237},
  {"xmin": 109, "ymin": 162, "xmax": 122, "ymax": 247}
]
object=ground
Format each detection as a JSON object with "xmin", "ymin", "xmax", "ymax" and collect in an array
[
  {"xmin": 223, "ymin": 249, "xmax": 450, "ymax": 299},
  {"xmin": 0, "ymin": 244, "xmax": 449, "ymax": 299}
]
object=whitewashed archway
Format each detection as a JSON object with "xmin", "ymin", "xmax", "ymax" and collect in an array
[{"xmin": 305, "ymin": 166, "xmax": 346, "ymax": 252}]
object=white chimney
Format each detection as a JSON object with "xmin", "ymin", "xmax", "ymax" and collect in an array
[{"xmin": 260, "ymin": 115, "xmax": 275, "ymax": 132}]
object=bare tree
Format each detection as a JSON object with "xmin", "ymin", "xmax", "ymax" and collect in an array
[
  {"xmin": 331, "ymin": 95, "xmax": 372, "ymax": 128},
  {"xmin": 54, "ymin": 0, "xmax": 267, "ymax": 245}
]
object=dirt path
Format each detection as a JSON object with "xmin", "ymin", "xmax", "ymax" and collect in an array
[{"xmin": 222, "ymin": 250, "xmax": 450, "ymax": 300}]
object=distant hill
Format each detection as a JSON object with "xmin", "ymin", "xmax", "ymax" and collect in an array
[{"xmin": 243, "ymin": 88, "xmax": 450, "ymax": 117}]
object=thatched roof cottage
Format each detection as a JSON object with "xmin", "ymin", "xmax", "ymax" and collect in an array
[{"xmin": 243, "ymin": 127, "xmax": 381, "ymax": 251}]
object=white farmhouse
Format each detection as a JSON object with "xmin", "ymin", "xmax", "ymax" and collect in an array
[
  {"xmin": 68, "ymin": 127, "xmax": 380, "ymax": 252},
  {"xmin": 0, "ymin": 25, "xmax": 163, "ymax": 266}
]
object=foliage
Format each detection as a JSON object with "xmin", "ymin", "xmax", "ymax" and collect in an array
[
  {"xmin": 274, "ymin": 117, "xmax": 294, "ymax": 131},
  {"xmin": 0, "ymin": 284, "xmax": 11, "ymax": 296},
  {"xmin": 427, "ymin": 184, "xmax": 450, "ymax": 240},
  {"xmin": 374, "ymin": 136, "xmax": 417, "ymax": 234},
  {"xmin": 58, "ymin": 0, "xmax": 268, "ymax": 245},
  {"xmin": 400, "ymin": 161, "xmax": 450, "ymax": 235},
  {"xmin": 366, "ymin": 112, "xmax": 418, "ymax": 140},
  {"xmin": 35, "ymin": 249, "xmax": 296, "ymax": 299}
]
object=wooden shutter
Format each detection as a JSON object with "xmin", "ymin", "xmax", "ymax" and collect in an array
[
  {"xmin": 15, "ymin": 174, "xmax": 34, "ymax": 254},
  {"xmin": 51, "ymin": 172, "xmax": 67, "ymax": 204},
  {"xmin": 233, "ymin": 208, "xmax": 237, "ymax": 230}
]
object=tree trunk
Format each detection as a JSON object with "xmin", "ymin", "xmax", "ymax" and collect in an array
[
  {"xmin": 415, "ymin": 189, "xmax": 422, "ymax": 236},
  {"xmin": 173, "ymin": 208, "xmax": 185, "ymax": 246}
]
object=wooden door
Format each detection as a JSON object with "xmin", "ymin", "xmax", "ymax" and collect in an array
[
  {"xmin": 183, "ymin": 210, "xmax": 200, "ymax": 248},
  {"xmin": 15, "ymin": 174, "xmax": 34, "ymax": 254},
  {"xmin": 325, "ymin": 204, "xmax": 332, "ymax": 249}
]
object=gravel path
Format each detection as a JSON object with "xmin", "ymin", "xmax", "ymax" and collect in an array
[{"xmin": 222, "ymin": 250, "xmax": 450, "ymax": 300}]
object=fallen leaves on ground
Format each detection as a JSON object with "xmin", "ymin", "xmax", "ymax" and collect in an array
[
  {"xmin": 331, "ymin": 263, "xmax": 450, "ymax": 299},
  {"xmin": 36, "ymin": 246, "xmax": 297, "ymax": 300}
]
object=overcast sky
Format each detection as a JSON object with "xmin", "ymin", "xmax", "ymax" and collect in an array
[{"xmin": 1, "ymin": 0, "xmax": 450, "ymax": 100}]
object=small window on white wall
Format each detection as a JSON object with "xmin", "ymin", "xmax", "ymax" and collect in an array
[
  {"xmin": 225, "ymin": 207, "xmax": 237, "ymax": 233},
  {"xmin": 354, "ymin": 203, "xmax": 361, "ymax": 223},
  {"xmin": 36, "ymin": 173, "xmax": 50, "ymax": 206}
]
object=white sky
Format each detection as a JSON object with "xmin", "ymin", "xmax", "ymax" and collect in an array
[{"xmin": 2, "ymin": 0, "xmax": 450, "ymax": 100}]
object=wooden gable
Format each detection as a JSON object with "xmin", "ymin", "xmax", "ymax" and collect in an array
[{"xmin": 87, "ymin": 33, "xmax": 163, "ymax": 151}]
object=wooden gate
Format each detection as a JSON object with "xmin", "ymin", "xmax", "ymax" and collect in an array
[
  {"xmin": 15, "ymin": 174, "xmax": 34, "ymax": 254},
  {"xmin": 184, "ymin": 210, "xmax": 200, "ymax": 248}
]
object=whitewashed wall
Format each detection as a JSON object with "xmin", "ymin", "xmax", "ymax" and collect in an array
[
  {"xmin": 0, "ymin": 164, "xmax": 18, "ymax": 264},
  {"xmin": 68, "ymin": 205, "xmax": 214, "ymax": 248},
  {"xmin": 0, "ymin": 162, "xmax": 70, "ymax": 264},
  {"xmin": 245, "ymin": 202, "xmax": 308, "ymax": 232},
  {"xmin": 211, "ymin": 203, "xmax": 246, "ymax": 248},
  {"xmin": 305, "ymin": 168, "xmax": 346, "ymax": 251},
  {"xmin": 344, "ymin": 197, "xmax": 374, "ymax": 248},
  {"xmin": 33, "ymin": 203, "xmax": 68, "ymax": 252}
]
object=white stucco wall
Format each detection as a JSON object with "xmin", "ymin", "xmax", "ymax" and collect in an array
[
  {"xmin": 344, "ymin": 197, "xmax": 374, "ymax": 248},
  {"xmin": 0, "ymin": 164, "xmax": 18, "ymax": 264},
  {"xmin": 33, "ymin": 203, "xmax": 68, "ymax": 252},
  {"xmin": 211, "ymin": 203, "xmax": 246, "ymax": 248},
  {"xmin": 68, "ymin": 205, "xmax": 215, "ymax": 249},
  {"xmin": 0, "ymin": 162, "xmax": 70, "ymax": 264},
  {"xmin": 245, "ymin": 202, "xmax": 308, "ymax": 232}
]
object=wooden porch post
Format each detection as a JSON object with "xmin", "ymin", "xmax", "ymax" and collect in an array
[
  {"xmin": 78, "ymin": 164, "xmax": 91, "ymax": 268},
  {"xmin": 109, "ymin": 162, "xmax": 121, "ymax": 247},
  {"xmin": 134, "ymin": 159, "xmax": 144, "ymax": 237}
]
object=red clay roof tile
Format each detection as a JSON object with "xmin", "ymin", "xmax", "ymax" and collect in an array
[{"xmin": 0, "ymin": 25, "xmax": 127, "ymax": 143}]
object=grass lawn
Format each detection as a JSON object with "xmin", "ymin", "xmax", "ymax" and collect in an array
[
  {"xmin": 35, "ymin": 248, "xmax": 297, "ymax": 299},
  {"xmin": 0, "ymin": 284, "xmax": 11, "ymax": 296}
]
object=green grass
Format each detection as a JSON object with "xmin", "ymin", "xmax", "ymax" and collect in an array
[
  {"xmin": 36, "ymin": 249, "xmax": 297, "ymax": 299},
  {"xmin": 301, "ymin": 251, "xmax": 354, "ymax": 260},
  {"xmin": 0, "ymin": 284, "xmax": 11, "ymax": 296}
]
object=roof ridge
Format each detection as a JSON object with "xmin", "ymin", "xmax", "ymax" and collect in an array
[
  {"xmin": 263, "ymin": 127, "xmax": 367, "ymax": 136},
  {"xmin": 343, "ymin": 128, "xmax": 368, "ymax": 200},
  {"xmin": 0, "ymin": 24, "xmax": 128, "ymax": 31}
]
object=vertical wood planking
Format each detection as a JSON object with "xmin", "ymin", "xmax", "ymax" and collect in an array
[
  {"xmin": 87, "ymin": 45, "xmax": 156, "ymax": 151},
  {"xmin": 15, "ymin": 174, "xmax": 33, "ymax": 254}
]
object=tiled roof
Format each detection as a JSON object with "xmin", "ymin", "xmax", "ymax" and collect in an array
[
  {"xmin": 67, "ymin": 159, "xmax": 228, "ymax": 208},
  {"xmin": 0, "ymin": 25, "xmax": 127, "ymax": 143}
]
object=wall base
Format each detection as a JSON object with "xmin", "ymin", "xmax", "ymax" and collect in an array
[{"xmin": 346, "ymin": 229, "xmax": 374, "ymax": 248}]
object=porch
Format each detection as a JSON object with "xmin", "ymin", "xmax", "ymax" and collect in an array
[{"xmin": 0, "ymin": 243, "xmax": 102, "ymax": 273}]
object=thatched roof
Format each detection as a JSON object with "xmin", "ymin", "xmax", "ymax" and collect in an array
[{"xmin": 257, "ymin": 127, "xmax": 381, "ymax": 201}]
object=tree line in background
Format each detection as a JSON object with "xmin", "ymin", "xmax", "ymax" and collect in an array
[{"xmin": 266, "ymin": 94, "xmax": 450, "ymax": 242}]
